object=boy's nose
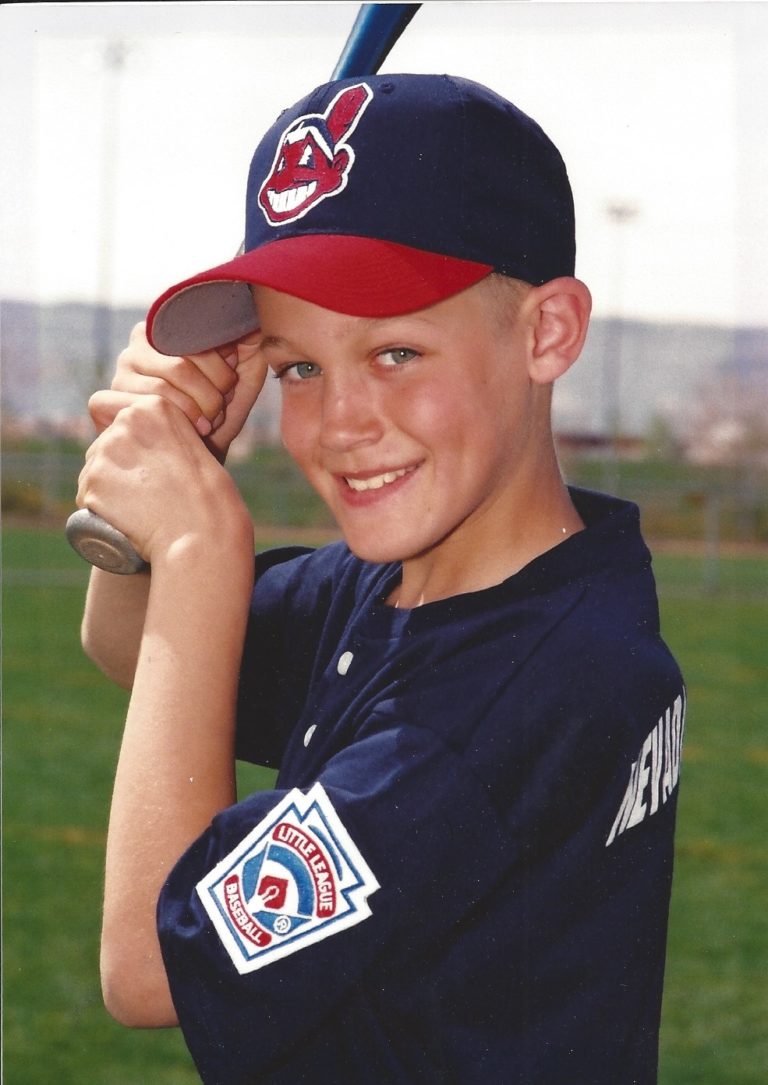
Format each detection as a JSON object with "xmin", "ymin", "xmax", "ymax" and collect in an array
[{"xmin": 319, "ymin": 375, "xmax": 384, "ymax": 452}]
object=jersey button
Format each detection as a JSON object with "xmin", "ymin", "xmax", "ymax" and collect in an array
[
  {"xmin": 337, "ymin": 650, "xmax": 354, "ymax": 676},
  {"xmin": 303, "ymin": 725, "xmax": 317, "ymax": 747}
]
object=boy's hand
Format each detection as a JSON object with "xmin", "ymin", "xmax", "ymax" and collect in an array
[
  {"xmin": 77, "ymin": 394, "xmax": 254, "ymax": 569},
  {"xmin": 88, "ymin": 322, "xmax": 268, "ymax": 463}
]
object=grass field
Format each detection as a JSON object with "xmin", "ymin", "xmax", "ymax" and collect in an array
[{"xmin": 3, "ymin": 524, "xmax": 767, "ymax": 1083}]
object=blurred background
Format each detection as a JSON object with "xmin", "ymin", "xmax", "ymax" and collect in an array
[
  {"xmin": 3, "ymin": 0, "xmax": 767, "ymax": 538},
  {"xmin": 3, "ymin": 3, "xmax": 766, "ymax": 1082}
]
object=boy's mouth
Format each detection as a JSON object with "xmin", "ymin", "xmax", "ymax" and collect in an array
[{"xmin": 343, "ymin": 466, "xmax": 415, "ymax": 493}]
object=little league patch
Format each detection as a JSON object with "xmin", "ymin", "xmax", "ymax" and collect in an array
[{"xmin": 196, "ymin": 784, "xmax": 380, "ymax": 974}]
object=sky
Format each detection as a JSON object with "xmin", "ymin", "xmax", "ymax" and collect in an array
[{"xmin": 1, "ymin": 0, "xmax": 767, "ymax": 328}]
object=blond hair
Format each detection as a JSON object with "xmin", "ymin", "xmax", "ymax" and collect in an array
[{"xmin": 477, "ymin": 273, "xmax": 532, "ymax": 331}]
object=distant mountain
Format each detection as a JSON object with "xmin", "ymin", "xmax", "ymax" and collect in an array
[
  {"xmin": 0, "ymin": 299, "xmax": 281, "ymax": 441},
  {"xmin": 1, "ymin": 299, "xmax": 765, "ymax": 439},
  {"xmin": 2, "ymin": 301, "xmax": 137, "ymax": 422},
  {"xmin": 554, "ymin": 315, "xmax": 767, "ymax": 437}
]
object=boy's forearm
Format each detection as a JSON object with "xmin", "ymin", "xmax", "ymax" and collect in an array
[
  {"xmin": 81, "ymin": 568, "xmax": 151, "ymax": 688},
  {"xmin": 100, "ymin": 524, "xmax": 254, "ymax": 1026}
]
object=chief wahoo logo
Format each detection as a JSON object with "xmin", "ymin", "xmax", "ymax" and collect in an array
[{"xmin": 258, "ymin": 83, "xmax": 373, "ymax": 226}]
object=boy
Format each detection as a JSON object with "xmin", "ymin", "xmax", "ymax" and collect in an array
[{"xmin": 78, "ymin": 74, "xmax": 685, "ymax": 1083}]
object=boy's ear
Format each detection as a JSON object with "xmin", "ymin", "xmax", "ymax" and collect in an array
[{"xmin": 525, "ymin": 277, "xmax": 592, "ymax": 385}]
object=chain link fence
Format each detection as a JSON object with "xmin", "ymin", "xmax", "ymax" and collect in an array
[{"xmin": 3, "ymin": 445, "xmax": 766, "ymax": 592}]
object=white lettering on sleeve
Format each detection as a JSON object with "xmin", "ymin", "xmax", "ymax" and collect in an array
[
  {"xmin": 605, "ymin": 759, "xmax": 640, "ymax": 847},
  {"xmin": 606, "ymin": 691, "xmax": 686, "ymax": 847},
  {"xmin": 627, "ymin": 731, "xmax": 654, "ymax": 830},
  {"xmin": 649, "ymin": 717, "xmax": 664, "ymax": 816}
]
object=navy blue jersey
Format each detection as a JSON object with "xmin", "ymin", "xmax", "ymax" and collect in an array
[{"xmin": 157, "ymin": 489, "xmax": 685, "ymax": 1084}]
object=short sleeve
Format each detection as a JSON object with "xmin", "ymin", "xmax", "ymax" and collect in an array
[{"xmin": 157, "ymin": 720, "xmax": 510, "ymax": 1083}]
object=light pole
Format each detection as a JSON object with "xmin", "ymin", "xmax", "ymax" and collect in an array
[
  {"xmin": 601, "ymin": 200, "xmax": 639, "ymax": 493},
  {"xmin": 93, "ymin": 39, "xmax": 128, "ymax": 391}
]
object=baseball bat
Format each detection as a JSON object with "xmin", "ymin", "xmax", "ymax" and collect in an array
[{"xmin": 66, "ymin": 3, "xmax": 421, "ymax": 575}]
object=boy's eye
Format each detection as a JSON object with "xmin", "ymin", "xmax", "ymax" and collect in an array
[
  {"xmin": 378, "ymin": 347, "xmax": 418, "ymax": 367},
  {"xmin": 278, "ymin": 361, "xmax": 322, "ymax": 383}
]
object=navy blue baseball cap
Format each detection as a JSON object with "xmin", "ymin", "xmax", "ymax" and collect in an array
[{"xmin": 147, "ymin": 74, "xmax": 576, "ymax": 356}]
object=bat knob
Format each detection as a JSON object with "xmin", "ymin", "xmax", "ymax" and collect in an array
[{"xmin": 65, "ymin": 509, "xmax": 149, "ymax": 575}]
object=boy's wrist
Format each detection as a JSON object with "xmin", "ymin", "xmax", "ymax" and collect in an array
[{"xmin": 149, "ymin": 507, "xmax": 255, "ymax": 588}]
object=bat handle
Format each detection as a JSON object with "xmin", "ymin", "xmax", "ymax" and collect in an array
[{"xmin": 65, "ymin": 509, "xmax": 149, "ymax": 575}]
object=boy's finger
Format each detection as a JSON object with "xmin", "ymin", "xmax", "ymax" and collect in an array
[
  {"xmin": 88, "ymin": 390, "xmax": 142, "ymax": 433},
  {"xmin": 91, "ymin": 381, "xmax": 214, "ymax": 437},
  {"xmin": 156, "ymin": 353, "xmax": 237, "ymax": 420},
  {"xmin": 117, "ymin": 323, "xmax": 238, "ymax": 399},
  {"xmin": 128, "ymin": 320, "xmax": 149, "ymax": 344},
  {"xmin": 204, "ymin": 356, "xmax": 269, "ymax": 460},
  {"xmin": 113, "ymin": 352, "xmax": 234, "ymax": 427},
  {"xmin": 180, "ymin": 347, "xmax": 241, "ymax": 393},
  {"xmin": 234, "ymin": 330, "xmax": 264, "ymax": 364}
]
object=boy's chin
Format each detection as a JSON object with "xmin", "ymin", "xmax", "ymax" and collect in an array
[
  {"xmin": 339, "ymin": 524, "xmax": 442, "ymax": 568},
  {"xmin": 343, "ymin": 537, "xmax": 407, "ymax": 566}
]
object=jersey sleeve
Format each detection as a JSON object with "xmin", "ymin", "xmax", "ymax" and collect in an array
[{"xmin": 157, "ymin": 720, "xmax": 510, "ymax": 1083}]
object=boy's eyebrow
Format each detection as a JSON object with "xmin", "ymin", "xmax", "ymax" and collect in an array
[
  {"xmin": 256, "ymin": 311, "xmax": 444, "ymax": 365},
  {"xmin": 259, "ymin": 314, "xmax": 435, "ymax": 353},
  {"xmin": 259, "ymin": 334, "xmax": 290, "ymax": 352}
]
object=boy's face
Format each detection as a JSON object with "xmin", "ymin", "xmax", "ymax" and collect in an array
[{"xmin": 253, "ymin": 281, "xmax": 542, "ymax": 567}]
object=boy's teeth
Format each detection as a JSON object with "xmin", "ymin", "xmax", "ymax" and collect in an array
[{"xmin": 346, "ymin": 468, "xmax": 408, "ymax": 493}]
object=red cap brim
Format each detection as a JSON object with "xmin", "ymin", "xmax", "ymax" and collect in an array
[{"xmin": 146, "ymin": 235, "xmax": 492, "ymax": 356}]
